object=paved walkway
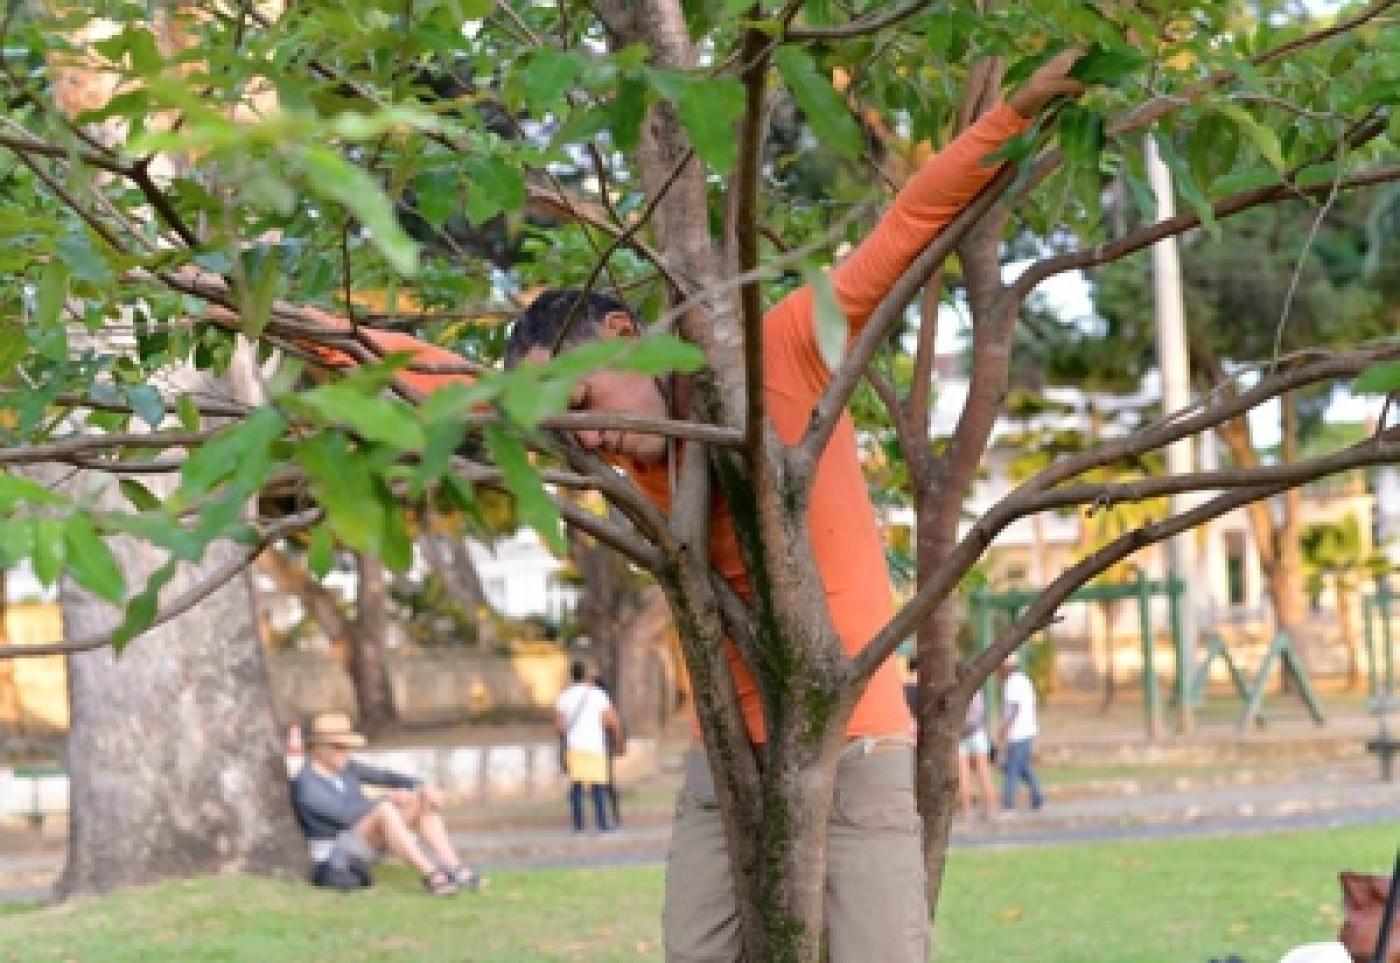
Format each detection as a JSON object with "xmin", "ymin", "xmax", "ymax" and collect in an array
[{"xmin": 3, "ymin": 698, "xmax": 1395, "ymax": 900}]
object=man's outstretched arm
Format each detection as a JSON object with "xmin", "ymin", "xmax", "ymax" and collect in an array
[{"xmin": 828, "ymin": 49, "xmax": 1085, "ymax": 333}]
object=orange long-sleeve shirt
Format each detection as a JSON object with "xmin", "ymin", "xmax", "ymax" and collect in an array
[
  {"xmin": 309, "ymin": 103, "xmax": 1029, "ymax": 744},
  {"xmin": 625, "ymin": 104, "xmax": 1029, "ymax": 742}
]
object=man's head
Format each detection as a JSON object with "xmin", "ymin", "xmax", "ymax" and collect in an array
[
  {"xmin": 997, "ymin": 659, "xmax": 1018, "ymax": 681},
  {"xmin": 305, "ymin": 711, "xmax": 366, "ymax": 773},
  {"xmin": 504, "ymin": 288, "xmax": 670, "ymax": 464},
  {"xmin": 570, "ymin": 659, "xmax": 588, "ymax": 684}
]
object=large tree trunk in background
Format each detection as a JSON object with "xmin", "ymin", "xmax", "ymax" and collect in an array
[
  {"xmin": 1275, "ymin": 395, "xmax": 1309, "ymax": 645},
  {"xmin": 257, "ymin": 547, "xmax": 396, "ymax": 729},
  {"xmin": 569, "ymin": 514, "xmax": 672, "ymax": 733},
  {"xmin": 257, "ymin": 546, "xmax": 355, "ymax": 669},
  {"xmin": 350, "ymin": 553, "xmax": 396, "ymax": 734},
  {"xmin": 58, "ymin": 518, "xmax": 305, "ymax": 898},
  {"xmin": 1215, "ymin": 415, "xmax": 1308, "ymax": 642},
  {"xmin": 419, "ymin": 530, "xmax": 491, "ymax": 644}
]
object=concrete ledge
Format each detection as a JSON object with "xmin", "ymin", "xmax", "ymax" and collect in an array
[{"xmin": 0, "ymin": 738, "xmax": 658, "ymax": 828}]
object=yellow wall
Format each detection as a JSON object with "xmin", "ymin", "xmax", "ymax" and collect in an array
[{"xmin": 0, "ymin": 602, "xmax": 68, "ymax": 732}]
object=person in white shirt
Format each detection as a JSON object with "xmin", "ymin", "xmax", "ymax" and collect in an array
[
  {"xmin": 555, "ymin": 660, "xmax": 623, "ymax": 832},
  {"xmin": 997, "ymin": 659, "xmax": 1045, "ymax": 811}
]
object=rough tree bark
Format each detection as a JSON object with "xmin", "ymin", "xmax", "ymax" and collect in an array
[
  {"xmin": 58, "ymin": 486, "xmax": 304, "ymax": 897},
  {"xmin": 349, "ymin": 552, "xmax": 396, "ymax": 733},
  {"xmin": 1215, "ymin": 400, "xmax": 1309, "ymax": 643}
]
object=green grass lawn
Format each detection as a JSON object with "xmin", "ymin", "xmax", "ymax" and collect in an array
[{"xmin": 1, "ymin": 823, "xmax": 1393, "ymax": 961}]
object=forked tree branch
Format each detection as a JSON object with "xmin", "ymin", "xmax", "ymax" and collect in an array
[{"xmin": 851, "ymin": 350, "xmax": 1400, "ymax": 683}]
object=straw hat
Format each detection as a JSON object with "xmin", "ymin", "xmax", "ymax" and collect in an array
[{"xmin": 306, "ymin": 712, "xmax": 367, "ymax": 749}]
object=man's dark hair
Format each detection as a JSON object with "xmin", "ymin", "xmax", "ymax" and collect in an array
[
  {"xmin": 571, "ymin": 659, "xmax": 588, "ymax": 683},
  {"xmin": 504, "ymin": 288, "xmax": 638, "ymax": 369}
]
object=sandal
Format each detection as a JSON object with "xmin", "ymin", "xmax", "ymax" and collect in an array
[
  {"xmin": 422, "ymin": 868, "xmax": 459, "ymax": 896},
  {"xmin": 444, "ymin": 864, "xmax": 485, "ymax": 893}
]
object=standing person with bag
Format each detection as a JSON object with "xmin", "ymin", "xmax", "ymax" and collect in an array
[{"xmin": 555, "ymin": 660, "xmax": 623, "ymax": 832}]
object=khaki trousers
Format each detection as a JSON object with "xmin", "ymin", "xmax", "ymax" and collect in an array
[{"xmin": 662, "ymin": 745, "xmax": 930, "ymax": 962}]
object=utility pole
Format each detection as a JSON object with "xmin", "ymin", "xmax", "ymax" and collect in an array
[{"xmin": 1146, "ymin": 136, "xmax": 1200, "ymax": 732}]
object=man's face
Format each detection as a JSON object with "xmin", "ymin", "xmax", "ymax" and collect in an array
[
  {"xmin": 312, "ymin": 742, "xmax": 351, "ymax": 773},
  {"xmin": 523, "ymin": 315, "xmax": 670, "ymax": 464}
]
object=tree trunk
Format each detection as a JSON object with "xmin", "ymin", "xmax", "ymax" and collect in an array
[
  {"xmin": 1275, "ymin": 395, "xmax": 1309, "ymax": 638},
  {"xmin": 350, "ymin": 552, "xmax": 396, "ymax": 734},
  {"xmin": 58, "ymin": 526, "xmax": 305, "ymax": 898},
  {"xmin": 419, "ymin": 529, "xmax": 490, "ymax": 642}
]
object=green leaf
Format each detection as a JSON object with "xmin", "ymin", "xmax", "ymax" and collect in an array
[
  {"xmin": 0, "ymin": 473, "xmax": 66, "ymax": 511},
  {"xmin": 31, "ymin": 517, "xmax": 65, "ymax": 587},
  {"xmin": 124, "ymin": 384, "xmax": 166, "ymax": 430},
  {"xmin": 293, "ymin": 383, "xmax": 426, "ymax": 450},
  {"xmin": 648, "ymin": 71, "xmax": 746, "ymax": 173},
  {"xmin": 179, "ymin": 408, "xmax": 287, "ymax": 501},
  {"xmin": 56, "ymin": 231, "xmax": 114, "ymax": 284},
  {"xmin": 464, "ymin": 155, "xmax": 526, "ymax": 225},
  {"xmin": 1069, "ymin": 44, "xmax": 1148, "ymax": 87},
  {"xmin": 296, "ymin": 433, "xmax": 384, "ymax": 555},
  {"xmin": 773, "ymin": 48, "xmax": 862, "ymax": 160},
  {"xmin": 0, "ymin": 519, "xmax": 33, "ymax": 568},
  {"xmin": 1354, "ymin": 361, "xmax": 1400, "ymax": 395},
  {"xmin": 307, "ymin": 523, "xmax": 334, "ymax": 579},
  {"xmin": 112, "ymin": 559, "xmax": 177, "ymax": 651},
  {"xmin": 501, "ymin": 376, "xmax": 575, "ymax": 427},
  {"xmin": 484, "ymin": 425, "xmax": 564, "ymax": 553},
  {"xmin": 1120, "ymin": 166, "xmax": 1158, "ymax": 223},
  {"xmin": 0, "ymin": 322, "xmax": 26, "ymax": 382},
  {"xmin": 1058, "ymin": 105, "xmax": 1105, "ymax": 170},
  {"xmin": 609, "ymin": 75, "xmax": 648, "ymax": 153},
  {"xmin": 1210, "ymin": 103, "xmax": 1287, "ymax": 173},
  {"xmin": 522, "ymin": 49, "xmax": 584, "ymax": 106},
  {"xmin": 34, "ymin": 262, "xmax": 69, "ymax": 329},
  {"xmin": 1210, "ymin": 166, "xmax": 1278, "ymax": 196},
  {"xmin": 809, "ymin": 271, "xmax": 848, "ymax": 371},
  {"xmin": 413, "ymin": 171, "xmax": 459, "ymax": 229},
  {"xmin": 177, "ymin": 394, "xmax": 201, "ymax": 432},
  {"xmin": 240, "ymin": 253, "xmax": 281, "ymax": 339},
  {"xmin": 1152, "ymin": 133, "xmax": 1219, "ymax": 239},
  {"xmin": 376, "ymin": 479, "xmax": 413, "ymax": 572},
  {"xmin": 119, "ymin": 479, "xmax": 160, "ymax": 512},
  {"xmin": 298, "ymin": 146, "xmax": 419, "ymax": 276},
  {"xmin": 65, "ymin": 515, "xmax": 126, "ymax": 603}
]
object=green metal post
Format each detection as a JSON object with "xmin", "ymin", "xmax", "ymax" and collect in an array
[
  {"xmin": 1168, "ymin": 577, "xmax": 1187, "ymax": 711},
  {"xmin": 1137, "ymin": 572, "xmax": 1159, "ymax": 739}
]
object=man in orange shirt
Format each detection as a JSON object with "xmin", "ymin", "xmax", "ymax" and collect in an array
[{"xmin": 326, "ymin": 50, "xmax": 1082, "ymax": 961}]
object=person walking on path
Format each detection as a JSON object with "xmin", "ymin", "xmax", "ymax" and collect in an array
[
  {"xmin": 290, "ymin": 712, "xmax": 482, "ymax": 895},
  {"xmin": 998, "ymin": 660, "xmax": 1045, "ymax": 812},
  {"xmin": 556, "ymin": 661, "xmax": 624, "ymax": 832},
  {"xmin": 957, "ymin": 688, "xmax": 998, "ymax": 820},
  {"xmin": 294, "ymin": 48, "xmax": 1086, "ymax": 961}
]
